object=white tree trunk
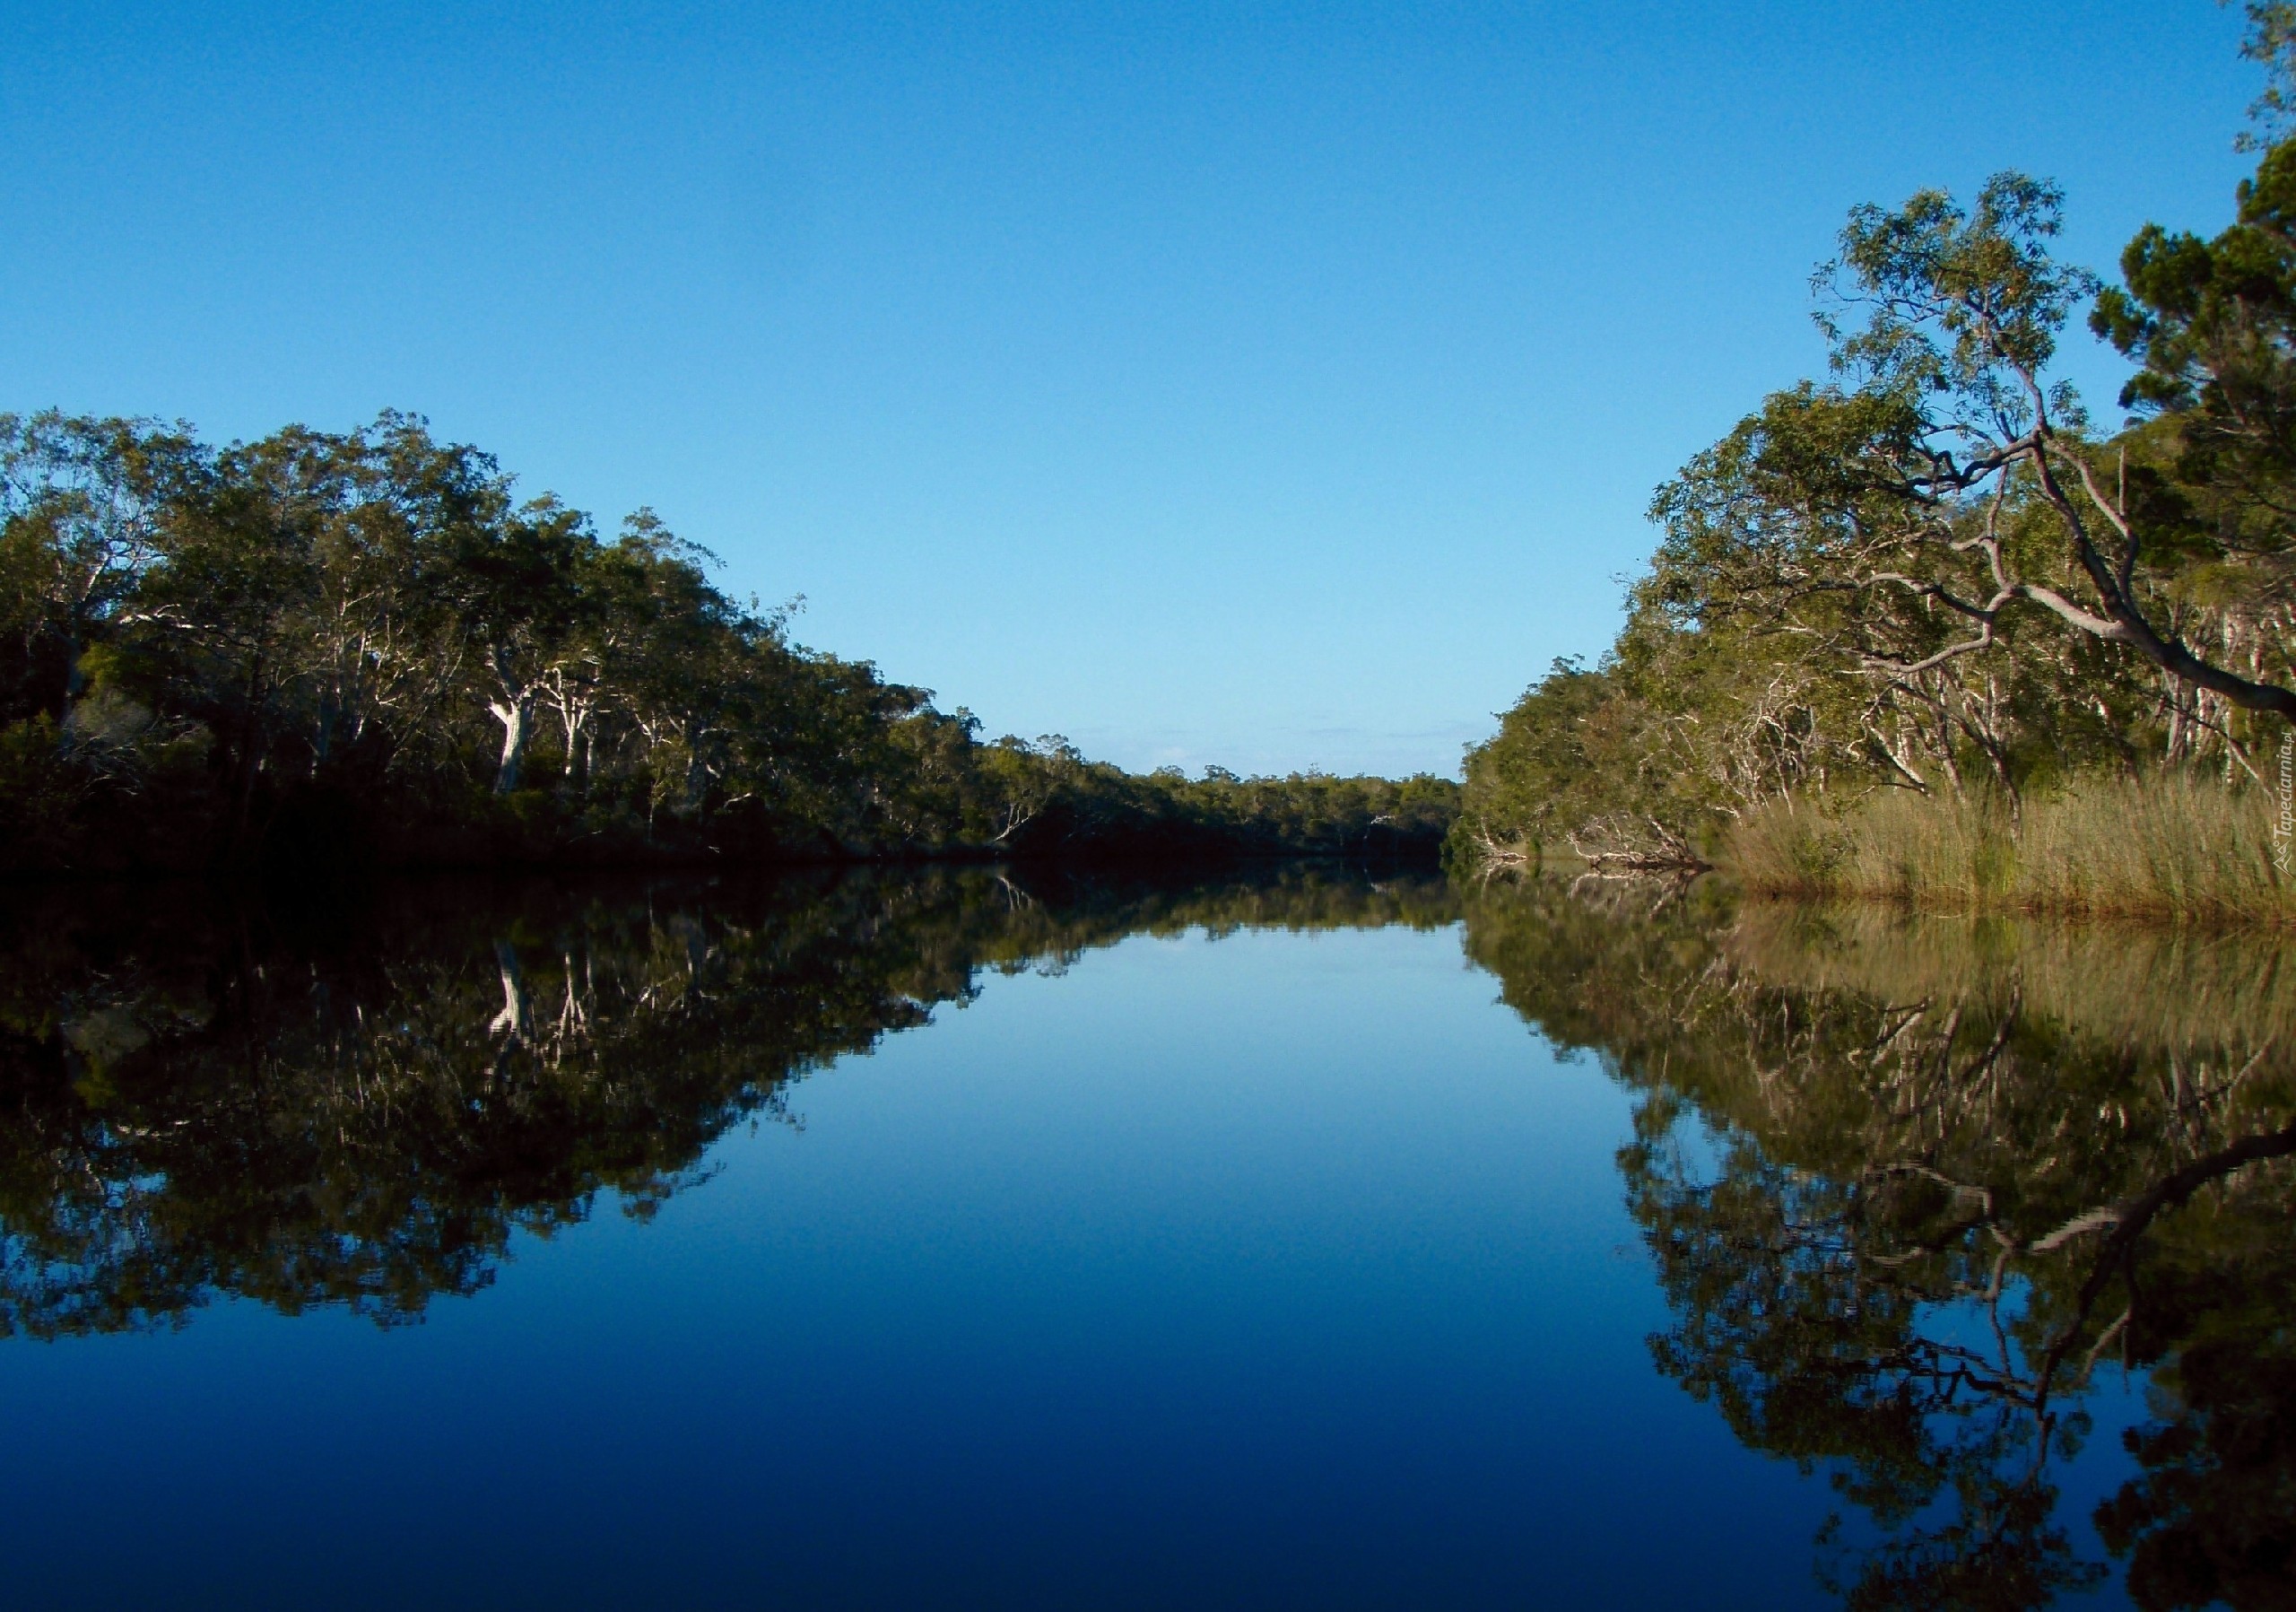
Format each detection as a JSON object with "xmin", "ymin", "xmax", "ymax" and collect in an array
[{"xmin": 489, "ymin": 693, "xmax": 535, "ymax": 794}]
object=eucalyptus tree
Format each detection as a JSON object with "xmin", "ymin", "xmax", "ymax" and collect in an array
[
  {"xmin": 601, "ymin": 516, "xmax": 757, "ymax": 815},
  {"xmin": 0, "ymin": 413, "xmax": 203, "ymax": 717},
  {"xmin": 972, "ymin": 733, "xmax": 1080, "ymax": 847},
  {"xmin": 127, "ymin": 435, "xmax": 335, "ymax": 843},
  {"xmin": 534, "ymin": 511, "xmax": 697, "ymax": 797},
  {"xmin": 0, "ymin": 404, "xmax": 1463, "ymax": 866},
  {"xmin": 1655, "ymin": 165, "xmax": 2296, "ymax": 740},
  {"xmin": 434, "ymin": 492, "xmax": 589, "ymax": 794},
  {"xmin": 283, "ymin": 414, "xmax": 501, "ymax": 782}
]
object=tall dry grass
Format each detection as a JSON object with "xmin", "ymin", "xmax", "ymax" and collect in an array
[{"xmin": 1725, "ymin": 771, "xmax": 2296, "ymax": 926}]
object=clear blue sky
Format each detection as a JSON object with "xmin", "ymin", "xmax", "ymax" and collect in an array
[{"xmin": 0, "ymin": 2, "xmax": 2263, "ymax": 776}]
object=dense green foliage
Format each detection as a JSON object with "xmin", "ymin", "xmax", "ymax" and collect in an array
[
  {"xmin": 0, "ymin": 411, "xmax": 1453, "ymax": 870},
  {"xmin": 1458, "ymin": 17, "xmax": 2296, "ymax": 875}
]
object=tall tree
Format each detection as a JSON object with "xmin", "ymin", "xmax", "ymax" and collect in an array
[
  {"xmin": 439, "ymin": 492, "xmax": 588, "ymax": 794},
  {"xmin": 0, "ymin": 413, "xmax": 203, "ymax": 717}
]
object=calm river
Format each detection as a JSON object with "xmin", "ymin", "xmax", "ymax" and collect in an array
[{"xmin": 0, "ymin": 867, "xmax": 2283, "ymax": 1608}]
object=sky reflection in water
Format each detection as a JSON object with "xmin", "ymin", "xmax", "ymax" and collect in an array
[{"xmin": 0, "ymin": 869, "xmax": 2281, "ymax": 1609}]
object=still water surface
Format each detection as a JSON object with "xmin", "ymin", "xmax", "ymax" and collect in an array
[{"xmin": 0, "ymin": 868, "xmax": 2283, "ymax": 1608}]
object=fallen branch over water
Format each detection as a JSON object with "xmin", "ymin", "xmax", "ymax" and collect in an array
[{"xmin": 1565, "ymin": 816, "xmax": 1714, "ymax": 877}]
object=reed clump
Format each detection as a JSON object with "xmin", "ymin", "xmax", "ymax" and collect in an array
[{"xmin": 1724, "ymin": 771, "xmax": 2295, "ymax": 926}]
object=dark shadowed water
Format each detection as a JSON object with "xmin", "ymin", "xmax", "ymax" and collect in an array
[{"xmin": 0, "ymin": 867, "xmax": 2284, "ymax": 1609}]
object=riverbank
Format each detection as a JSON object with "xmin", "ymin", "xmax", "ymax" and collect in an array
[
  {"xmin": 5, "ymin": 765, "xmax": 1460, "ymax": 877},
  {"xmin": 1721, "ymin": 772, "xmax": 2293, "ymax": 928}
]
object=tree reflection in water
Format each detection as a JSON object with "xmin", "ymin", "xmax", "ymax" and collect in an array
[
  {"xmin": 5, "ymin": 866, "xmax": 2288, "ymax": 1607},
  {"xmin": 1465, "ymin": 877, "xmax": 2296, "ymax": 1611},
  {"xmin": 0, "ymin": 865, "xmax": 1457, "ymax": 1338}
]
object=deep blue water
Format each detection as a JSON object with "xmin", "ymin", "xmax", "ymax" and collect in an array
[{"xmin": 0, "ymin": 884, "xmax": 2198, "ymax": 1608}]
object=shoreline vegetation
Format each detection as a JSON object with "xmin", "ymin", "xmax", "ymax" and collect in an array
[
  {"xmin": 1454, "ymin": 12, "xmax": 2296, "ymax": 932},
  {"xmin": 1725, "ymin": 771, "xmax": 2295, "ymax": 927},
  {"xmin": 1491, "ymin": 774, "xmax": 2296, "ymax": 928},
  {"xmin": 0, "ymin": 410, "xmax": 1456, "ymax": 876}
]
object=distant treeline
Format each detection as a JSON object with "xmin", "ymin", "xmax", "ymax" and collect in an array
[
  {"xmin": 0, "ymin": 411, "xmax": 1455, "ymax": 872},
  {"xmin": 1457, "ymin": 14, "xmax": 2296, "ymax": 903}
]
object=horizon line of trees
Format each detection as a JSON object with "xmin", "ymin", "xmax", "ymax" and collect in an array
[
  {"xmin": 0, "ymin": 408, "xmax": 1457, "ymax": 871},
  {"xmin": 1457, "ymin": 5, "xmax": 2296, "ymax": 867}
]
